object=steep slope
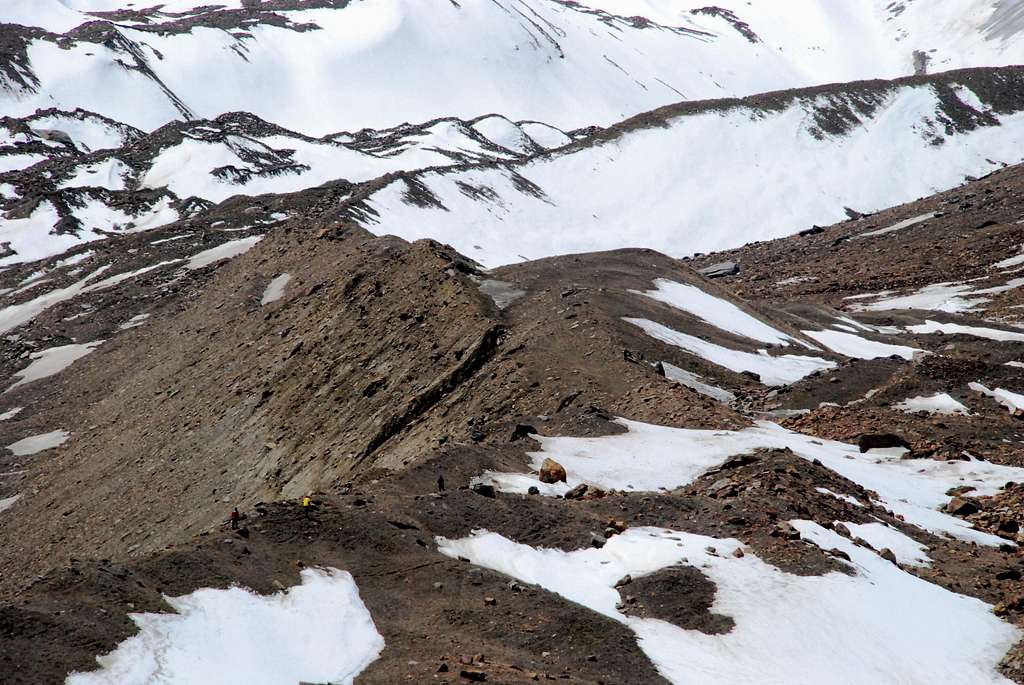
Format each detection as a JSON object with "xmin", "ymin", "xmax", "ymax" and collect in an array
[
  {"xmin": 2, "ymin": 0, "xmax": 1023, "ymax": 134},
  {"xmin": 341, "ymin": 67, "xmax": 1024, "ymax": 266}
]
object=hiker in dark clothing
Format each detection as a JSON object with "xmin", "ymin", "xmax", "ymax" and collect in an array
[
  {"xmin": 437, "ymin": 474, "xmax": 445, "ymax": 492},
  {"xmin": 229, "ymin": 507, "xmax": 240, "ymax": 530}
]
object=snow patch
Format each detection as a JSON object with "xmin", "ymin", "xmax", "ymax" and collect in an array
[
  {"xmin": 260, "ymin": 273, "xmax": 291, "ymax": 306},
  {"xmin": 6, "ymin": 429, "xmax": 69, "ymax": 456},
  {"xmin": 908, "ymin": 319, "xmax": 1024, "ymax": 342},
  {"xmin": 0, "ymin": 407, "xmax": 23, "ymax": 421},
  {"xmin": 660, "ymin": 361, "xmax": 736, "ymax": 403},
  {"xmin": 184, "ymin": 236, "xmax": 262, "ymax": 271},
  {"xmin": 970, "ymin": 382, "xmax": 1024, "ymax": 414},
  {"xmin": 6, "ymin": 340, "xmax": 104, "ymax": 392},
  {"xmin": 840, "ymin": 521, "xmax": 931, "ymax": 567},
  {"xmin": 994, "ymin": 249, "xmax": 1024, "ymax": 270},
  {"xmin": 67, "ymin": 567, "xmax": 384, "ymax": 685},
  {"xmin": 634, "ymin": 278, "xmax": 795, "ymax": 346},
  {"xmin": 625, "ymin": 317, "xmax": 834, "ymax": 386},
  {"xmin": 118, "ymin": 314, "xmax": 150, "ymax": 331},
  {"xmin": 894, "ymin": 393, "xmax": 970, "ymax": 415},
  {"xmin": 857, "ymin": 212, "xmax": 936, "ymax": 238},
  {"xmin": 814, "ymin": 487, "xmax": 864, "ymax": 507},
  {"xmin": 802, "ymin": 328, "xmax": 920, "ymax": 360}
]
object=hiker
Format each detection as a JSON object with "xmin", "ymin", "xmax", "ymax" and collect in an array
[
  {"xmin": 437, "ymin": 474, "xmax": 445, "ymax": 492},
  {"xmin": 302, "ymin": 495, "xmax": 312, "ymax": 518},
  {"xmin": 229, "ymin": 507, "xmax": 240, "ymax": 530}
]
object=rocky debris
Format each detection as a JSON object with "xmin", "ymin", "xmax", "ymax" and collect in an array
[
  {"xmin": 960, "ymin": 483, "xmax": 1024, "ymax": 542},
  {"xmin": 564, "ymin": 483, "xmax": 589, "ymax": 500},
  {"xmin": 706, "ymin": 478, "xmax": 737, "ymax": 498},
  {"xmin": 539, "ymin": 458, "xmax": 567, "ymax": 484},
  {"xmin": 772, "ymin": 522, "xmax": 802, "ymax": 540}
]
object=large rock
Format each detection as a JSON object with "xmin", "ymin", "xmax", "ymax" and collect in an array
[
  {"xmin": 947, "ymin": 496, "xmax": 979, "ymax": 516},
  {"xmin": 539, "ymin": 457, "xmax": 567, "ymax": 484},
  {"xmin": 857, "ymin": 433, "xmax": 911, "ymax": 453},
  {"xmin": 698, "ymin": 261, "xmax": 739, "ymax": 278},
  {"xmin": 564, "ymin": 483, "xmax": 589, "ymax": 500}
]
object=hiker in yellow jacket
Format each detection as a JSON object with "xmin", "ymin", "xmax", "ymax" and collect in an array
[{"xmin": 302, "ymin": 495, "xmax": 312, "ymax": 518}]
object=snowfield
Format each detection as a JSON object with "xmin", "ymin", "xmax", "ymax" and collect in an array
[
  {"xmin": 439, "ymin": 524, "xmax": 1018, "ymax": 685},
  {"xmin": 0, "ymin": 115, "xmax": 567, "ymax": 267},
  {"xmin": 67, "ymin": 568, "xmax": 384, "ymax": 685},
  {"xmin": 356, "ymin": 78, "xmax": 1024, "ymax": 267},
  {"xmin": 4, "ymin": 1, "xmax": 1024, "ymax": 135}
]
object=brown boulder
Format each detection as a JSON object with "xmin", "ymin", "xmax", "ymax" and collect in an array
[
  {"xmin": 539, "ymin": 457, "xmax": 567, "ymax": 484},
  {"xmin": 947, "ymin": 496, "xmax": 979, "ymax": 516},
  {"xmin": 564, "ymin": 483, "xmax": 589, "ymax": 500}
]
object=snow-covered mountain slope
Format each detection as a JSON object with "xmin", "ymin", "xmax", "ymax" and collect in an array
[
  {"xmin": 341, "ymin": 67, "xmax": 1024, "ymax": 267},
  {"xmin": 2, "ymin": 0, "xmax": 1024, "ymax": 135},
  {"xmin": 585, "ymin": 0, "xmax": 1024, "ymax": 74},
  {"xmin": 0, "ymin": 109, "xmax": 571, "ymax": 267}
]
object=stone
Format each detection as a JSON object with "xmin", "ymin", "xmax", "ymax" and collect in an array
[
  {"xmin": 564, "ymin": 483, "xmax": 589, "ymax": 500},
  {"xmin": 707, "ymin": 478, "xmax": 734, "ymax": 498},
  {"xmin": 699, "ymin": 261, "xmax": 739, "ymax": 278},
  {"xmin": 606, "ymin": 518, "xmax": 627, "ymax": 533},
  {"xmin": 946, "ymin": 496, "xmax": 979, "ymax": 516},
  {"xmin": 857, "ymin": 433, "xmax": 911, "ymax": 453},
  {"xmin": 878, "ymin": 548, "xmax": 897, "ymax": 563},
  {"xmin": 460, "ymin": 669, "xmax": 487, "ymax": 681},
  {"xmin": 772, "ymin": 522, "xmax": 801, "ymax": 540},
  {"xmin": 471, "ymin": 483, "xmax": 496, "ymax": 499},
  {"xmin": 539, "ymin": 458, "xmax": 567, "ymax": 484},
  {"xmin": 511, "ymin": 424, "xmax": 538, "ymax": 442},
  {"xmin": 828, "ymin": 548, "xmax": 852, "ymax": 561},
  {"xmin": 527, "ymin": 486, "xmax": 540, "ymax": 495}
]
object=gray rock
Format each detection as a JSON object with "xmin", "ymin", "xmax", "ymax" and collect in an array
[{"xmin": 698, "ymin": 261, "xmax": 739, "ymax": 278}]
